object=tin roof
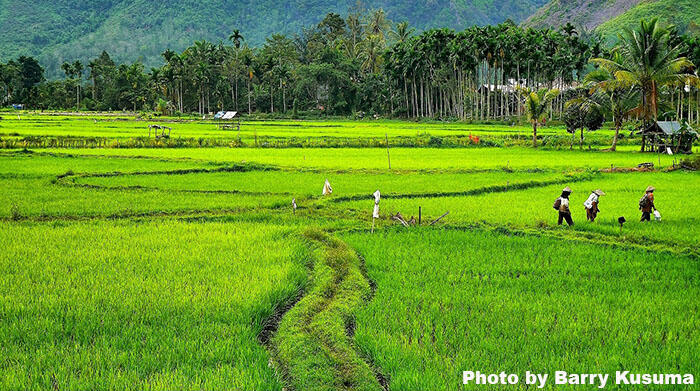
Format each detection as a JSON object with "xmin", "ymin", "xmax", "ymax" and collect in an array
[
  {"xmin": 641, "ymin": 121, "xmax": 697, "ymax": 135},
  {"xmin": 656, "ymin": 121, "xmax": 682, "ymax": 135},
  {"xmin": 214, "ymin": 111, "xmax": 238, "ymax": 120}
]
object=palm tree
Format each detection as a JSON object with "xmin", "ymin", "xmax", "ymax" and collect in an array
[
  {"xmin": 61, "ymin": 61, "xmax": 82, "ymax": 110},
  {"xmin": 585, "ymin": 52, "xmax": 634, "ymax": 151},
  {"xmin": 519, "ymin": 87, "xmax": 559, "ymax": 147},
  {"xmin": 88, "ymin": 60, "xmax": 99, "ymax": 101},
  {"xmin": 345, "ymin": 13, "xmax": 363, "ymax": 60},
  {"xmin": 228, "ymin": 30, "xmax": 245, "ymax": 110},
  {"xmin": 365, "ymin": 9, "xmax": 389, "ymax": 39},
  {"xmin": 162, "ymin": 49, "xmax": 184, "ymax": 112},
  {"xmin": 241, "ymin": 49, "xmax": 254, "ymax": 114},
  {"xmin": 590, "ymin": 18, "xmax": 697, "ymax": 151},
  {"xmin": 228, "ymin": 29, "xmax": 244, "ymax": 49},
  {"xmin": 149, "ymin": 67, "xmax": 166, "ymax": 96},
  {"xmin": 188, "ymin": 40, "xmax": 214, "ymax": 114},
  {"xmin": 390, "ymin": 21, "xmax": 414, "ymax": 44},
  {"xmin": 72, "ymin": 61, "xmax": 83, "ymax": 110},
  {"xmin": 561, "ymin": 22, "xmax": 578, "ymax": 38},
  {"xmin": 361, "ymin": 34, "xmax": 384, "ymax": 73}
]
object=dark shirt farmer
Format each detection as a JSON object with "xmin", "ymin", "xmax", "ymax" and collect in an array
[
  {"xmin": 555, "ymin": 187, "xmax": 573, "ymax": 226},
  {"xmin": 640, "ymin": 186, "xmax": 656, "ymax": 222}
]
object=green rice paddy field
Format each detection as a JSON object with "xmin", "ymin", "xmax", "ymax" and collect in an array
[
  {"xmin": 0, "ymin": 114, "xmax": 698, "ymax": 390},
  {"xmin": 5, "ymin": 112, "xmax": 690, "ymax": 150}
]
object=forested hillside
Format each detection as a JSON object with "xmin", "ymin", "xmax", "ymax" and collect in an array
[
  {"xmin": 596, "ymin": 0, "xmax": 700, "ymax": 40},
  {"xmin": 0, "ymin": 0, "xmax": 547, "ymax": 78},
  {"xmin": 524, "ymin": 0, "xmax": 643, "ymax": 31},
  {"xmin": 525, "ymin": 0, "xmax": 700, "ymax": 40}
]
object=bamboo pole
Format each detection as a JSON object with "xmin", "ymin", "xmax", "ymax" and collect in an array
[{"xmin": 385, "ymin": 133, "xmax": 391, "ymax": 170}]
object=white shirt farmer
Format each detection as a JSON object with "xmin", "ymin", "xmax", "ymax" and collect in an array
[{"xmin": 583, "ymin": 193, "xmax": 599, "ymax": 209}]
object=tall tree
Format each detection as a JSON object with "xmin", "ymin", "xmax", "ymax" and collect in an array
[
  {"xmin": 72, "ymin": 60, "xmax": 83, "ymax": 110},
  {"xmin": 228, "ymin": 30, "xmax": 245, "ymax": 110},
  {"xmin": 228, "ymin": 29, "xmax": 244, "ymax": 49},
  {"xmin": 390, "ymin": 21, "xmax": 414, "ymax": 44},
  {"xmin": 591, "ymin": 18, "xmax": 697, "ymax": 150},
  {"xmin": 585, "ymin": 52, "xmax": 635, "ymax": 151},
  {"xmin": 519, "ymin": 87, "xmax": 559, "ymax": 147}
]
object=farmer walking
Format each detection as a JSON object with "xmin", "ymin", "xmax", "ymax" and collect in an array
[
  {"xmin": 554, "ymin": 186, "xmax": 574, "ymax": 226},
  {"xmin": 639, "ymin": 186, "xmax": 656, "ymax": 222},
  {"xmin": 584, "ymin": 189, "xmax": 605, "ymax": 222}
]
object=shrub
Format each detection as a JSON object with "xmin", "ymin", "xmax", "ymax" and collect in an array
[{"xmin": 10, "ymin": 204, "xmax": 21, "ymax": 221}]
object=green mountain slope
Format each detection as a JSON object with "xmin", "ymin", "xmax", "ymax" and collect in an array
[
  {"xmin": 596, "ymin": 0, "xmax": 700, "ymax": 39},
  {"xmin": 523, "ymin": 0, "xmax": 643, "ymax": 30},
  {"xmin": 0, "ymin": 0, "xmax": 547, "ymax": 77},
  {"xmin": 525, "ymin": 0, "xmax": 700, "ymax": 38}
]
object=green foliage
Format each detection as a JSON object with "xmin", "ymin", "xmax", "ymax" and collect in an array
[
  {"xmin": 564, "ymin": 97, "xmax": 605, "ymax": 149},
  {"xmin": 0, "ymin": 0, "xmax": 548, "ymax": 78},
  {"xmin": 519, "ymin": 87, "xmax": 560, "ymax": 147},
  {"xmin": 1, "ymin": 16, "xmax": 597, "ymax": 121},
  {"xmin": 154, "ymin": 98, "xmax": 171, "ymax": 115},
  {"xmin": 0, "ymin": 113, "xmax": 637, "ymax": 149}
]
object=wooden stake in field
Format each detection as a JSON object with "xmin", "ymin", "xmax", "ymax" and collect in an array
[
  {"xmin": 385, "ymin": 134, "xmax": 391, "ymax": 170},
  {"xmin": 372, "ymin": 190, "xmax": 381, "ymax": 233},
  {"xmin": 429, "ymin": 211, "xmax": 450, "ymax": 226}
]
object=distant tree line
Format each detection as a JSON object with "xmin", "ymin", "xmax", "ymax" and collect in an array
[{"xmin": 1, "ymin": 9, "xmax": 699, "ymax": 124}]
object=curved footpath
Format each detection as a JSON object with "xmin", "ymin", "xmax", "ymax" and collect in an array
[{"xmin": 266, "ymin": 229, "xmax": 387, "ymax": 391}]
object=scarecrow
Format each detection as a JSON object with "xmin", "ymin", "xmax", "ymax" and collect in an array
[{"xmin": 322, "ymin": 179, "xmax": 333, "ymax": 196}]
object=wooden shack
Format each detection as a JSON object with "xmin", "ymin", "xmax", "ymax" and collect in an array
[
  {"xmin": 148, "ymin": 124, "xmax": 172, "ymax": 139},
  {"xmin": 639, "ymin": 121, "xmax": 698, "ymax": 154}
]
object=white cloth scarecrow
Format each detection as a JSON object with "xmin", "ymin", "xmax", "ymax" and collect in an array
[
  {"xmin": 322, "ymin": 179, "xmax": 333, "ymax": 196},
  {"xmin": 372, "ymin": 190, "xmax": 381, "ymax": 218}
]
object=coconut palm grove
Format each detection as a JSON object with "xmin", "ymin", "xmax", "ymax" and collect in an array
[{"xmin": 0, "ymin": 3, "xmax": 699, "ymax": 391}]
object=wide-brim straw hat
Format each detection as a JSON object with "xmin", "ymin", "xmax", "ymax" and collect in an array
[
  {"xmin": 646, "ymin": 186, "xmax": 655, "ymax": 192},
  {"xmin": 594, "ymin": 189, "xmax": 605, "ymax": 196},
  {"xmin": 562, "ymin": 186, "xmax": 572, "ymax": 193}
]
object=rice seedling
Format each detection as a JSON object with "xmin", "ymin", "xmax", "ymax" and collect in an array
[
  {"xmin": 0, "ymin": 219, "xmax": 309, "ymax": 390},
  {"xmin": 0, "ymin": 114, "xmax": 621, "ymax": 145},
  {"xmin": 344, "ymin": 229, "xmax": 700, "ymax": 390},
  {"xmin": 72, "ymin": 169, "xmax": 566, "ymax": 198},
  {"xmin": 36, "ymin": 146, "xmax": 678, "ymax": 171}
]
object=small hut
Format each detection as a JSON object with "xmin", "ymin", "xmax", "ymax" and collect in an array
[
  {"xmin": 639, "ymin": 121, "xmax": 698, "ymax": 154},
  {"xmin": 148, "ymin": 124, "xmax": 172, "ymax": 139},
  {"xmin": 215, "ymin": 111, "xmax": 240, "ymax": 130}
]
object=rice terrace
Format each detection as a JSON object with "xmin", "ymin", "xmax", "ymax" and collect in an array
[{"xmin": 1, "ymin": 3, "xmax": 700, "ymax": 391}]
